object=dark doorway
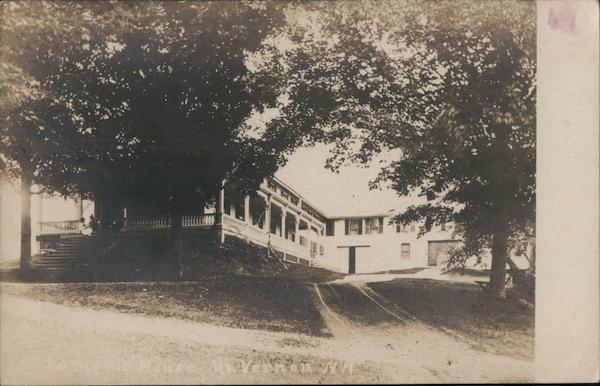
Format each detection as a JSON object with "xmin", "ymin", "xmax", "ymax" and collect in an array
[{"xmin": 348, "ymin": 246, "xmax": 356, "ymax": 274}]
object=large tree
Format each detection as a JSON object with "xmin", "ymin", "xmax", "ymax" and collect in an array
[
  {"xmin": 26, "ymin": 1, "xmax": 289, "ymax": 215},
  {"xmin": 1, "ymin": 1, "xmax": 90, "ymax": 271},
  {"xmin": 270, "ymin": 0, "xmax": 535, "ymax": 297},
  {"xmin": 1, "ymin": 1, "xmax": 297, "ymax": 271}
]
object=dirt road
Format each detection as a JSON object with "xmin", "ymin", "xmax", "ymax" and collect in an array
[
  {"xmin": 313, "ymin": 281, "xmax": 533, "ymax": 383},
  {"xmin": 0, "ymin": 280, "xmax": 533, "ymax": 384}
]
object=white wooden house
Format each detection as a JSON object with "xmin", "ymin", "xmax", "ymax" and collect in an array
[{"xmin": 0, "ymin": 174, "xmax": 462, "ymax": 273}]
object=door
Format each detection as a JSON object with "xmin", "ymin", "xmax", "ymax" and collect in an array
[
  {"xmin": 348, "ymin": 246, "xmax": 356, "ymax": 274},
  {"xmin": 428, "ymin": 240, "xmax": 460, "ymax": 266}
]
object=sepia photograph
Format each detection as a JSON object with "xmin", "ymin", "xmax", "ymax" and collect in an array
[{"xmin": 0, "ymin": 0, "xmax": 598, "ymax": 384}]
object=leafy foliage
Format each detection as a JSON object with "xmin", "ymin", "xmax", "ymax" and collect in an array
[
  {"xmin": 1, "ymin": 1, "xmax": 295, "ymax": 215},
  {"xmin": 272, "ymin": 1, "xmax": 535, "ymax": 277}
]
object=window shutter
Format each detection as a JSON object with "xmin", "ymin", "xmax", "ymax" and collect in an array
[
  {"xmin": 345, "ymin": 220, "xmax": 349, "ymax": 235},
  {"xmin": 358, "ymin": 219, "xmax": 363, "ymax": 235},
  {"xmin": 378, "ymin": 217, "xmax": 384, "ymax": 233},
  {"xmin": 410, "ymin": 222, "xmax": 415, "ymax": 232},
  {"xmin": 365, "ymin": 219, "xmax": 371, "ymax": 234}
]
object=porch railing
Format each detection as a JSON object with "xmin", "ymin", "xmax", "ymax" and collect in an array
[
  {"xmin": 124, "ymin": 214, "xmax": 215, "ymax": 229},
  {"xmin": 182, "ymin": 214, "xmax": 215, "ymax": 227},
  {"xmin": 40, "ymin": 220, "xmax": 82, "ymax": 235},
  {"xmin": 125, "ymin": 215, "xmax": 171, "ymax": 229},
  {"xmin": 38, "ymin": 214, "xmax": 216, "ymax": 235}
]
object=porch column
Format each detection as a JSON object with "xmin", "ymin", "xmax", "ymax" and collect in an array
[
  {"xmin": 294, "ymin": 217, "xmax": 299, "ymax": 243},
  {"xmin": 244, "ymin": 195, "xmax": 250, "ymax": 225},
  {"xmin": 281, "ymin": 208, "xmax": 286, "ymax": 238},
  {"xmin": 38, "ymin": 193, "xmax": 43, "ymax": 236},
  {"xmin": 217, "ymin": 187, "xmax": 225, "ymax": 244},
  {"xmin": 265, "ymin": 196, "xmax": 271, "ymax": 233},
  {"xmin": 75, "ymin": 194, "xmax": 83, "ymax": 220}
]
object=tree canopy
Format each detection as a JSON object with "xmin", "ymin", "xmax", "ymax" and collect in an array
[
  {"xmin": 2, "ymin": 1, "xmax": 295, "ymax": 215},
  {"xmin": 1, "ymin": 0, "xmax": 536, "ymax": 293},
  {"xmin": 269, "ymin": 0, "xmax": 536, "ymax": 296},
  {"xmin": 0, "ymin": 1, "xmax": 295, "ymax": 269}
]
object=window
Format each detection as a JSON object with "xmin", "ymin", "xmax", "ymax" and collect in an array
[
  {"xmin": 366, "ymin": 217, "xmax": 384, "ymax": 234},
  {"xmin": 345, "ymin": 219, "xmax": 362, "ymax": 235},
  {"xmin": 319, "ymin": 245, "xmax": 324, "ymax": 255},
  {"xmin": 325, "ymin": 220, "xmax": 335, "ymax": 236},
  {"xmin": 396, "ymin": 222, "xmax": 415, "ymax": 233},
  {"xmin": 401, "ymin": 243, "xmax": 411, "ymax": 259}
]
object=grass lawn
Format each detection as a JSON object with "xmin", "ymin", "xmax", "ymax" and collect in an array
[
  {"xmin": 0, "ymin": 241, "xmax": 341, "ymax": 338},
  {"xmin": 1, "ymin": 277, "xmax": 330, "ymax": 337},
  {"xmin": 369, "ymin": 278, "xmax": 534, "ymax": 361}
]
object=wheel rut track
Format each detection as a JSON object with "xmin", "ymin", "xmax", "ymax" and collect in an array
[
  {"xmin": 313, "ymin": 281, "xmax": 448, "ymax": 382},
  {"xmin": 350, "ymin": 281, "xmax": 482, "ymax": 349}
]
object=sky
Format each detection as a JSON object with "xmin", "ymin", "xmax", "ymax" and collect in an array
[{"xmin": 274, "ymin": 143, "xmax": 421, "ymax": 218}]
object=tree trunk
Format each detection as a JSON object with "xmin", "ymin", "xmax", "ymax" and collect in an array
[
  {"xmin": 527, "ymin": 241, "xmax": 536, "ymax": 273},
  {"xmin": 488, "ymin": 223, "xmax": 509, "ymax": 297},
  {"xmin": 94, "ymin": 192, "xmax": 108, "ymax": 232},
  {"xmin": 507, "ymin": 256, "xmax": 525, "ymax": 287},
  {"xmin": 487, "ymin": 122, "xmax": 513, "ymax": 297},
  {"xmin": 169, "ymin": 195, "xmax": 184, "ymax": 280},
  {"xmin": 19, "ymin": 173, "xmax": 33, "ymax": 274}
]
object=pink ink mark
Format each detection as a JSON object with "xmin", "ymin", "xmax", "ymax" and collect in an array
[{"xmin": 548, "ymin": 6, "xmax": 576, "ymax": 35}]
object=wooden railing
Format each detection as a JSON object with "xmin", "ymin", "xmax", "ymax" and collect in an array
[
  {"xmin": 125, "ymin": 215, "xmax": 171, "ymax": 229},
  {"xmin": 182, "ymin": 214, "xmax": 215, "ymax": 227},
  {"xmin": 38, "ymin": 214, "xmax": 216, "ymax": 235},
  {"xmin": 124, "ymin": 214, "xmax": 215, "ymax": 229},
  {"xmin": 218, "ymin": 213, "xmax": 322, "ymax": 264},
  {"xmin": 40, "ymin": 220, "xmax": 82, "ymax": 235}
]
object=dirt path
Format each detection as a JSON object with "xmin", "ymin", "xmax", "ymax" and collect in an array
[
  {"xmin": 312, "ymin": 281, "xmax": 534, "ymax": 383},
  {"xmin": 0, "ymin": 291, "xmax": 390, "ymax": 384},
  {"xmin": 1, "ymin": 281, "xmax": 533, "ymax": 384}
]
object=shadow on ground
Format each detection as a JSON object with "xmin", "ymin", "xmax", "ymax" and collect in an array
[
  {"xmin": 369, "ymin": 278, "xmax": 534, "ymax": 360},
  {"xmin": 1, "ymin": 278, "xmax": 331, "ymax": 337}
]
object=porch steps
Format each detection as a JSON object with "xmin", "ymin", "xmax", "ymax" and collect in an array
[
  {"xmin": 33, "ymin": 231, "xmax": 172, "ymax": 269},
  {"xmin": 33, "ymin": 234, "xmax": 103, "ymax": 269},
  {"xmin": 32, "ymin": 230, "xmax": 315, "ymax": 275}
]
